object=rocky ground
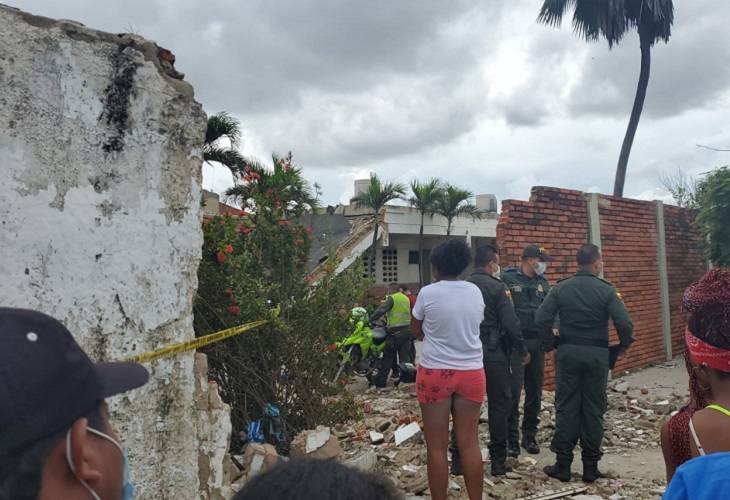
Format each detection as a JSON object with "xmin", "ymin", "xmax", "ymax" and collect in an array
[{"xmin": 332, "ymin": 358, "xmax": 688, "ymax": 500}]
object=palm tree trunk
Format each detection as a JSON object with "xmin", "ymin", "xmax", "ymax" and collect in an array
[
  {"xmin": 418, "ymin": 212, "xmax": 425, "ymax": 287},
  {"xmin": 614, "ymin": 29, "xmax": 652, "ymax": 198},
  {"xmin": 370, "ymin": 212, "xmax": 379, "ymax": 278},
  {"xmin": 446, "ymin": 217, "xmax": 452, "ymax": 236}
]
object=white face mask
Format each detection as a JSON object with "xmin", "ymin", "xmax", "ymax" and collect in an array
[
  {"xmin": 491, "ymin": 263, "xmax": 501, "ymax": 279},
  {"xmin": 533, "ymin": 261, "xmax": 547, "ymax": 276},
  {"xmin": 66, "ymin": 427, "xmax": 134, "ymax": 500}
]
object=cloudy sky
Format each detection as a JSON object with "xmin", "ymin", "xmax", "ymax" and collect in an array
[{"xmin": 18, "ymin": 0, "xmax": 730, "ymax": 206}]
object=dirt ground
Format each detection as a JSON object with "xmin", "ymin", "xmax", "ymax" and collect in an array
[{"xmin": 339, "ymin": 357, "xmax": 689, "ymax": 499}]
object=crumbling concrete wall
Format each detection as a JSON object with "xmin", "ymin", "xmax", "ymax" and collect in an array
[{"xmin": 0, "ymin": 6, "xmax": 212, "ymax": 498}]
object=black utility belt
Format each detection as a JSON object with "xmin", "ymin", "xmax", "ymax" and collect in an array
[{"xmin": 557, "ymin": 336, "xmax": 608, "ymax": 349}]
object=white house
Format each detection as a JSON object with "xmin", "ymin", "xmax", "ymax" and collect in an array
[{"xmin": 307, "ymin": 181, "xmax": 499, "ymax": 287}]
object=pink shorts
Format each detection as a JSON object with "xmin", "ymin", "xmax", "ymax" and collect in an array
[{"xmin": 416, "ymin": 365, "xmax": 486, "ymax": 404}]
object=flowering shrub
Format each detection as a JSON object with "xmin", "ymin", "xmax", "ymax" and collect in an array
[{"xmin": 194, "ymin": 154, "xmax": 369, "ymax": 453}]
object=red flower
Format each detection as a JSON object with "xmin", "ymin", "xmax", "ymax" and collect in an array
[
  {"xmin": 251, "ymin": 172, "xmax": 261, "ymax": 180},
  {"xmin": 225, "ymin": 289, "xmax": 232, "ymax": 294},
  {"xmin": 242, "ymin": 227, "xmax": 251, "ymax": 234},
  {"xmin": 277, "ymin": 220, "xmax": 290, "ymax": 226},
  {"xmin": 243, "ymin": 175, "xmax": 252, "ymax": 182},
  {"xmin": 236, "ymin": 224, "xmax": 243, "ymax": 231},
  {"xmin": 228, "ymin": 306, "xmax": 240, "ymax": 314},
  {"xmin": 224, "ymin": 244, "xmax": 234, "ymax": 254},
  {"xmin": 265, "ymin": 189, "xmax": 273, "ymax": 198},
  {"xmin": 217, "ymin": 252, "xmax": 226, "ymax": 263},
  {"xmin": 295, "ymin": 239, "xmax": 304, "ymax": 245},
  {"xmin": 306, "ymin": 227, "xmax": 314, "ymax": 234},
  {"xmin": 328, "ymin": 344, "xmax": 337, "ymax": 352},
  {"xmin": 306, "ymin": 276, "xmax": 313, "ymax": 282}
]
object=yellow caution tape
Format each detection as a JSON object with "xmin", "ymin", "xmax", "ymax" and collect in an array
[{"xmin": 123, "ymin": 306, "xmax": 280, "ymax": 363}]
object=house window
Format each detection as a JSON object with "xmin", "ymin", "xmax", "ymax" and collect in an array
[
  {"xmin": 408, "ymin": 251, "xmax": 419, "ymax": 265},
  {"xmin": 382, "ymin": 248, "xmax": 398, "ymax": 282}
]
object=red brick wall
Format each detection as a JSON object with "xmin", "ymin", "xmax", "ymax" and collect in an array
[
  {"xmin": 497, "ymin": 187, "xmax": 706, "ymax": 390},
  {"xmin": 597, "ymin": 195, "xmax": 663, "ymax": 373},
  {"xmin": 664, "ymin": 205, "xmax": 707, "ymax": 355},
  {"xmin": 497, "ymin": 187, "xmax": 589, "ymax": 388}
]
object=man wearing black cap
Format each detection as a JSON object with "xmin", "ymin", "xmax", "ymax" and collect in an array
[
  {"xmin": 0, "ymin": 308, "xmax": 149, "ymax": 500},
  {"xmin": 501, "ymin": 244, "xmax": 556, "ymax": 457}
]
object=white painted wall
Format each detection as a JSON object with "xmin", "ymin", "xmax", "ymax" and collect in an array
[{"xmin": 0, "ymin": 7, "xmax": 207, "ymax": 499}]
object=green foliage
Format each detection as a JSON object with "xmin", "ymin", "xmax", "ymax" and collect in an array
[
  {"xmin": 436, "ymin": 184, "xmax": 482, "ymax": 236},
  {"xmin": 194, "ymin": 154, "xmax": 369, "ymax": 453},
  {"xmin": 695, "ymin": 166, "xmax": 730, "ymax": 267},
  {"xmin": 204, "ymin": 112, "xmax": 247, "ymax": 174},
  {"xmin": 350, "ymin": 173, "xmax": 406, "ymax": 277},
  {"xmin": 408, "ymin": 178, "xmax": 444, "ymax": 216},
  {"xmin": 537, "ymin": 0, "xmax": 674, "ymax": 49}
]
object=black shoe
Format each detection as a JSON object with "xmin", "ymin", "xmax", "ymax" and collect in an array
[
  {"xmin": 507, "ymin": 442, "xmax": 520, "ymax": 458},
  {"xmin": 450, "ymin": 457, "xmax": 463, "ymax": 476},
  {"xmin": 491, "ymin": 463, "xmax": 512, "ymax": 476},
  {"xmin": 391, "ymin": 370, "xmax": 400, "ymax": 379},
  {"xmin": 582, "ymin": 462, "xmax": 604, "ymax": 483},
  {"xmin": 522, "ymin": 435, "xmax": 540, "ymax": 454},
  {"xmin": 544, "ymin": 463, "xmax": 571, "ymax": 482}
]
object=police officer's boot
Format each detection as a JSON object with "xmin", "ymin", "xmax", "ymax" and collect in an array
[
  {"xmin": 543, "ymin": 459, "xmax": 571, "ymax": 482},
  {"xmin": 582, "ymin": 461, "xmax": 604, "ymax": 483},
  {"xmin": 522, "ymin": 435, "xmax": 540, "ymax": 454},
  {"xmin": 491, "ymin": 461, "xmax": 512, "ymax": 477},
  {"xmin": 507, "ymin": 441, "xmax": 520, "ymax": 458}
]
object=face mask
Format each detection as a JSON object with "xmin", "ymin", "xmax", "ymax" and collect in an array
[
  {"xmin": 534, "ymin": 261, "xmax": 547, "ymax": 276},
  {"xmin": 491, "ymin": 263, "xmax": 501, "ymax": 279},
  {"xmin": 66, "ymin": 427, "xmax": 134, "ymax": 500}
]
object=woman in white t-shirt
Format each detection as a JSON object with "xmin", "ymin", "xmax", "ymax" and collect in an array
[{"xmin": 411, "ymin": 239, "xmax": 485, "ymax": 500}]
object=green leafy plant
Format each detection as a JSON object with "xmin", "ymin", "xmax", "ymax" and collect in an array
[
  {"xmin": 694, "ymin": 166, "xmax": 730, "ymax": 267},
  {"xmin": 194, "ymin": 153, "xmax": 369, "ymax": 453}
]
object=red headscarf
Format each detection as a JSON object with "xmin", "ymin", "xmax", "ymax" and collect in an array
[{"xmin": 683, "ymin": 268, "xmax": 730, "ymax": 371}]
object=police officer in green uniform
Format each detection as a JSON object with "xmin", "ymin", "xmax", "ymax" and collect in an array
[
  {"xmin": 501, "ymin": 244, "xmax": 556, "ymax": 456},
  {"xmin": 535, "ymin": 244, "xmax": 634, "ymax": 483},
  {"xmin": 449, "ymin": 245, "xmax": 529, "ymax": 477},
  {"xmin": 369, "ymin": 282, "xmax": 412, "ymax": 388}
]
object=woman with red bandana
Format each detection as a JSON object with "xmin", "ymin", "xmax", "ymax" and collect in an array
[{"xmin": 661, "ymin": 269, "xmax": 730, "ymax": 481}]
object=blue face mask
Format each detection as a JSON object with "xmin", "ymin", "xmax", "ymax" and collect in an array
[{"xmin": 66, "ymin": 427, "xmax": 134, "ymax": 500}]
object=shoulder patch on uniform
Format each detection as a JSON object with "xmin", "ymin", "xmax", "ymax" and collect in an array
[
  {"xmin": 616, "ymin": 291, "xmax": 623, "ymax": 299},
  {"xmin": 505, "ymin": 289, "xmax": 511, "ymax": 297}
]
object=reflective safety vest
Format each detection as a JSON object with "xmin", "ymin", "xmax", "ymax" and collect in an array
[{"xmin": 387, "ymin": 292, "xmax": 411, "ymax": 327}]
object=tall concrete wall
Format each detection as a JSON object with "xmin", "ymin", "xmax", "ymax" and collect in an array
[
  {"xmin": 0, "ymin": 6, "xmax": 208, "ymax": 498},
  {"xmin": 498, "ymin": 187, "xmax": 707, "ymax": 390}
]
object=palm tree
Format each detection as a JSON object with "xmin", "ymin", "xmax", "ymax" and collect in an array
[
  {"xmin": 537, "ymin": 0, "xmax": 674, "ymax": 197},
  {"xmin": 350, "ymin": 174, "xmax": 407, "ymax": 278},
  {"xmin": 437, "ymin": 184, "xmax": 482, "ymax": 236},
  {"xmin": 409, "ymin": 178, "xmax": 445, "ymax": 286},
  {"xmin": 226, "ymin": 153, "xmax": 317, "ymax": 219},
  {"xmin": 204, "ymin": 112, "xmax": 247, "ymax": 176}
]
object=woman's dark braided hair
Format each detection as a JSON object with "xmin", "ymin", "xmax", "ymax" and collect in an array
[{"xmin": 429, "ymin": 239, "xmax": 472, "ymax": 277}]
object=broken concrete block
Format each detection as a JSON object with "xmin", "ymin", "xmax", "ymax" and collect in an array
[
  {"xmin": 242, "ymin": 443, "xmax": 278, "ymax": 475},
  {"xmin": 614, "ymin": 382, "xmax": 629, "ymax": 392},
  {"xmin": 395, "ymin": 422, "xmax": 422, "ymax": 446},
  {"xmin": 370, "ymin": 431, "xmax": 385, "ymax": 444},
  {"xmin": 344, "ymin": 450, "xmax": 381, "ymax": 473},
  {"xmin": 290, "ymin": 426, "xmax": 342, "ymax": 459}
]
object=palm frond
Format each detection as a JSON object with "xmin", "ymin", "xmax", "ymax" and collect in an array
[
  {"xmin": 203, "ymin": 146, "xmax": 248, "ymax": 172},
  {"xmin": 408, "ymin": 178, "xmax": 445, "ymax": 215},
  {"xmin": 350, "ymin": 174, "xmax": 406, "ymax": 213},
  {"xmin": 436, "ymin": 184, "xmax": 481, "ymax": 220},
  {"xmin": 205, "ymin": 112, "xmax": 242, "ymax": 148}
]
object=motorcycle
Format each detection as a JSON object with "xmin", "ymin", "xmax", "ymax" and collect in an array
[{"xmin": 333, "ymin": 320, "xmax": 388, "ymax": 382}]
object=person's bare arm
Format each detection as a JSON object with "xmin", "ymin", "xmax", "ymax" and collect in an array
[
  {"xmin": 659, "ymin": 420, "xmax": 676, "ymax": 482},
  {"xmin": 410, "ymin": 316, "xmax": 424, "ymax": 341}
]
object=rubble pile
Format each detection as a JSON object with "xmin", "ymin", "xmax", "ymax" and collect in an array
[
  {"xmin": 229, "ymin": 363, "xmax": 689, "ymax": 498},
  {"xmin": 327, "ymin": 371, "xmax": 689, "ymax": 499}
]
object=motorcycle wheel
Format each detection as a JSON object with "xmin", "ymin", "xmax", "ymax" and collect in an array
[{"xmin": 333, "ymin": 345, "xmax": 361, "ymax": 383}]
